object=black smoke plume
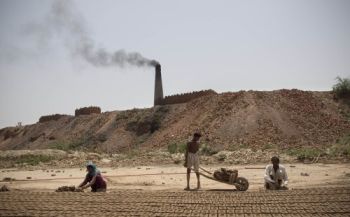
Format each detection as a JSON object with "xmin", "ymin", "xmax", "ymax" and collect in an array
[{"xmin": 27, "ymin": 0, "xmax": 158, "ymax": 67}]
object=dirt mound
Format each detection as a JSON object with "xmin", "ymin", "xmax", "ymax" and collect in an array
[
  {"xmin": 143, "ymin": 90, "xmax": 349, "ymax": 152},
  {"xmin": 0, "ymin": 90, "xmax": 349, "ymax": 154}
]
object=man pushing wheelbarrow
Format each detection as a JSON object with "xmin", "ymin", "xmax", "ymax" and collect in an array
[{"xmin": 184, "ymin": 132, "xmax": 249, "ymax": 191}]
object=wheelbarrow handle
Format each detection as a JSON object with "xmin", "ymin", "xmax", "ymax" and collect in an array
[{"xmin": 199, "ymin": 166, "xmax": 213, "ymax": 175}]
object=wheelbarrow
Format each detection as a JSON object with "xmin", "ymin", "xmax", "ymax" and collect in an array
[{"xmin": 196, "ymin": 166, "xmax": 249, "ymax": 191}]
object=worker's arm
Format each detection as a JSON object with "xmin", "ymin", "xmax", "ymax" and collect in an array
[
  {"xmin": 264, "ymin": 166, "xmax": 274, "ymax": 183},
  {"xmin": 81, "ymin": 175, "xmax": 97, "ymax": 189},
  {"xmin": 78, "ymin": 176, "xmax": 88, "ymax": 188}
]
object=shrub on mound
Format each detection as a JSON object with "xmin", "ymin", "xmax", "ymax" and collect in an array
[
  {"xmin": 75, "ymin": 106, "xmax": 101, "ymax": 116},
  {"xmin": 333, "ymin": 76, "xmax": 350, "ymax": 99}
]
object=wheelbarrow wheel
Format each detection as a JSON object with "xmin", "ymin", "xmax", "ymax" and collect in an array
[{"xmin": 235, "ymin": 177, "xmax": 249, "ymax": 191}]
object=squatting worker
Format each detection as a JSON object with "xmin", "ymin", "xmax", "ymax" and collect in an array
[
  {"xmin": 264, "ymin": 156, "xmax": 288, "ymax": 190},
  {"xmin": 184, "ymin": 132, "xmax": 201, "ymax": 190},
  {"xmin": 78, "ymin": 162, "xmax": 107, "ymax": 192}
]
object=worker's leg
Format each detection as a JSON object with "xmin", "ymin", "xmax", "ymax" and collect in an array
[
  {"xmin": 193, "ymin": 153, "xmax": 200, "ymax": 189},
  {"xmin": 185, "ymin": 168, "xmax": 191, "ymax": 190},
  {"xmin": 265, "ymin": 181, "xmax": 276, "ymax": 190},
  {"xmin": 95, "ymin": 188, "xmax": 106, "ymax": 192},
  {"xmin": 264, "ymin": 182, "xmax": 270, "ymax": 189},
  {"xmin": 196, "ymin": 172, "xmax": 201, "ymax": 189}
]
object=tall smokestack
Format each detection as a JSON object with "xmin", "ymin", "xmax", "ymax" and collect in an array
[{"xmin": 154, "ymin": 64, "xmax": 164, "ymax": 106}]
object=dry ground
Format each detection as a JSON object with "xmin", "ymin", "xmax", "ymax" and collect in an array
[
  {"xmin": 1, "ymin": 163, "xmax": 350, "ymax": 216},
  {"xmin": 1, "ymin": 163, "xmax": 350, "ymax": 191},
  {"xmin": 0, "ymin": 187, "xmax": 349, "ymax": 216}
]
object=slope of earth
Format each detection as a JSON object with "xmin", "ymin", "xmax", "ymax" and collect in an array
[
  {"xmin": 0, "ymin": 187, "xmax": 349, "ymax": 216},
  {"xmin": 0, "ymin": 89, "xmax": 349, "ymax": 153}
]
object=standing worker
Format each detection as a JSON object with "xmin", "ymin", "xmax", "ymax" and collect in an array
[
  {"xmin": 78, "ymin": 162, "xmax": 107, "ymax": 192},
  {"xmin": 264, "ymin": 156, "xmax": 288, "ymax": 190},
  {"xmin": 184, "ymin": 132, "xmax": 201, "ymax": 190}
]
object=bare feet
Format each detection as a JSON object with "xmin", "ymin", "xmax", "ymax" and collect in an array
[{"xmin": 197, "ymin": 182, "xmax": 201, "ymax": 190}]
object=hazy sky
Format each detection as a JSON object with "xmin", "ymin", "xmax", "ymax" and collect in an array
[{"xmin": 0, "ymin": 0, "xmax": 349, "ymax": 128}]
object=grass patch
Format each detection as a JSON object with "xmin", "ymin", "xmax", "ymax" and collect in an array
[
  {"xmin": 125, "ymin": 107, "xmax": 169, "ymax": 135},
  {"xmin": 238, "ymin": 143, "xmax": 248, "ymax": 149},
  {"xmin": 228, "ymin": 143, "xmax": 248, "ymax": 151},
  {"xmin": 262, "ymin": 143, "xmax": 277, "ymax": 151},
  {"xmin": 0, "ymin": 154, "xmax": 55, "ymax": 166},
  {"xmin": 167, "ymin": 142, "xmax": 187, "ymax": 154},
  {"xmin": 200, "ymin": 143, "xmax": 218, "ymax": 156},
  {"xmin": 126, "ymin": 149, "xmax": 141, "ymax": 159},
  {"xmin": 167, "ymin": 143, "xmax": 178, "ymax": 154},
  {"xmin": 49, "ymin": 139, "xmax": 84, "ymax": 151},
  {"xmin": 217, "ymin": 153, "xmax": 227, "ymax": 161},
  {"xmin": 333, "ymin": 76, "xmax": 350, "ymax": 99},
  {"xmin": 286, "ymin": 147, "xmax": 323, "ymax": 161},
  {"xmin": 16, "ymin": 155, "xmax": 54, "ymax": 165},
  {"xmin": 328, "ymin": 134, "xmax": 350, "ymax": 156}
]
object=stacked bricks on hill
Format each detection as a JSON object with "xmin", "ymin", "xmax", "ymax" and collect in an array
[
  {"xmin": 38, "ymin": 114, "xmax": 67, "ymax": 123},
  {"xmin": 161, "ymin": 89, "xmax": 217, "ymax": 105},
  {"xmin": 75, "ymin": 106, "xmax": 101, "ymax": 116}
]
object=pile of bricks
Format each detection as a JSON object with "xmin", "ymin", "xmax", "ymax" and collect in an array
[
  {"xmin": 161, "ymin": 89, "xmax": 217, "ymax": 105},
  {"xmin": 39, "ymin": 114, "xmax": 67, "ymax": 123},
  {"xmin": 75, "ymin": 106, "xmax": 101, "ymax": 116}
]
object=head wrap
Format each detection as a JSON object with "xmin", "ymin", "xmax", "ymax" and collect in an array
[{"xmin": 86, "ymin": 161, "xmax": 98, "ymax": 176}]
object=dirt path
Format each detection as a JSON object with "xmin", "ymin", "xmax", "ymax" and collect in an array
[
  {"xmin": 1, "ymin": 187, "xmax": 350, "ymax": 216},
  {"xmin": 1, "ymin": 163, "xmax": 350, "ymax": 191}
]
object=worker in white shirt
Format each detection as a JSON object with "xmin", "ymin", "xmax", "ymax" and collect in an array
[{"xmin": 264, "ymin": 156, "xmax": 288, "ymax": 190}]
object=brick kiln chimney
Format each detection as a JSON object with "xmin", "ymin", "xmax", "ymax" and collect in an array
[{"xmin": 154, "ymin": 64, "xmax": 164, "ymax": 106}]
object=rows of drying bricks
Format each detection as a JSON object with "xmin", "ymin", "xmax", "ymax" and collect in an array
[{"xmin": 0, "ymin": 187, "xmax": 349, "ymax": 216}]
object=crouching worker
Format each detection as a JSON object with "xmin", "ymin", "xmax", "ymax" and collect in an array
[
  {"xmin": 264, "ymin": 156, "xmax": 288, "ymax": 190},
  {"xmin": 184, "ymin": 132, "xmax": 201, "ymax": 190},
  {"xmin": 78, "ymin": 162, "xmax": 107, "ymax": 192}
]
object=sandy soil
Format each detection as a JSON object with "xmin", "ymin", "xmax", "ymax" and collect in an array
[
  {"xmin": 1, "ymin": 163, "xmax": 350, "ymax": 192},
  {"xmin": 1, "ymin": 187, "xmax": 350, "ymax": 216}
]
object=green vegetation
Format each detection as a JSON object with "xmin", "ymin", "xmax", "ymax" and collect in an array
[
  {"xmin": 228, "ymin": 143, "xmax": 248, "ymax": 151},
  {"xmin": 328, "ymin": 134, "xmax": 350, "ymax": 156},
  {"xmin": 49, "ymin": 139, "xmax": 84, "ymax": 151},
  {"xmin": 239, "ymin": 143, "xmax": 249, "ymax": 149},
  {"xmin": 167, "ymin": 143, "xmax": 178, "ymax": 154},
  {"xmin": 200, "ymin": 143, "xmax": 218, "ymax": 156},
  {"xmin": 287, "ymin": 147, "xmax": 323, "ymax": 161},
  {"xmin": 0, "ymin": 154, "xmax": 54, "ymax": 166},
  {"xmin": 125, "ymin": 106, "xmax": 169, "ymax": 135},
  {"xmin": 332, "ymin": 76, "xmax": 350, "ymax": 99},
  {"xmin": 217, "ymin": 153, "xmax": 227, "ymax": 161},
  {"xmin": 287, "ymin": 135, "xmax": 350, "ymax": 161},
  {"xmin": 262, "ymin": 143, "xmax": 278, "ymax": 151},
  {"xmin": 167, "ymin": 142, "xmax": 187, "ymax": 154},
  {"xmin": 16, "ymin": 154, "xmax": 54, "ymax": 165},
  {"xmin": 126, "ymin": 149, "xmax": 141, "ymax": 159}
]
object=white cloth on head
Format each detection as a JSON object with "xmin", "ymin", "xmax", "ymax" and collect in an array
[{"xmin": 187, "ymin": 152, "xmax": 199, "ymax": 172}]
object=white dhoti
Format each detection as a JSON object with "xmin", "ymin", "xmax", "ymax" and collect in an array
[{"xmin": 187, "ymin": 152, "xmax": 199, "ymax": 172}]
